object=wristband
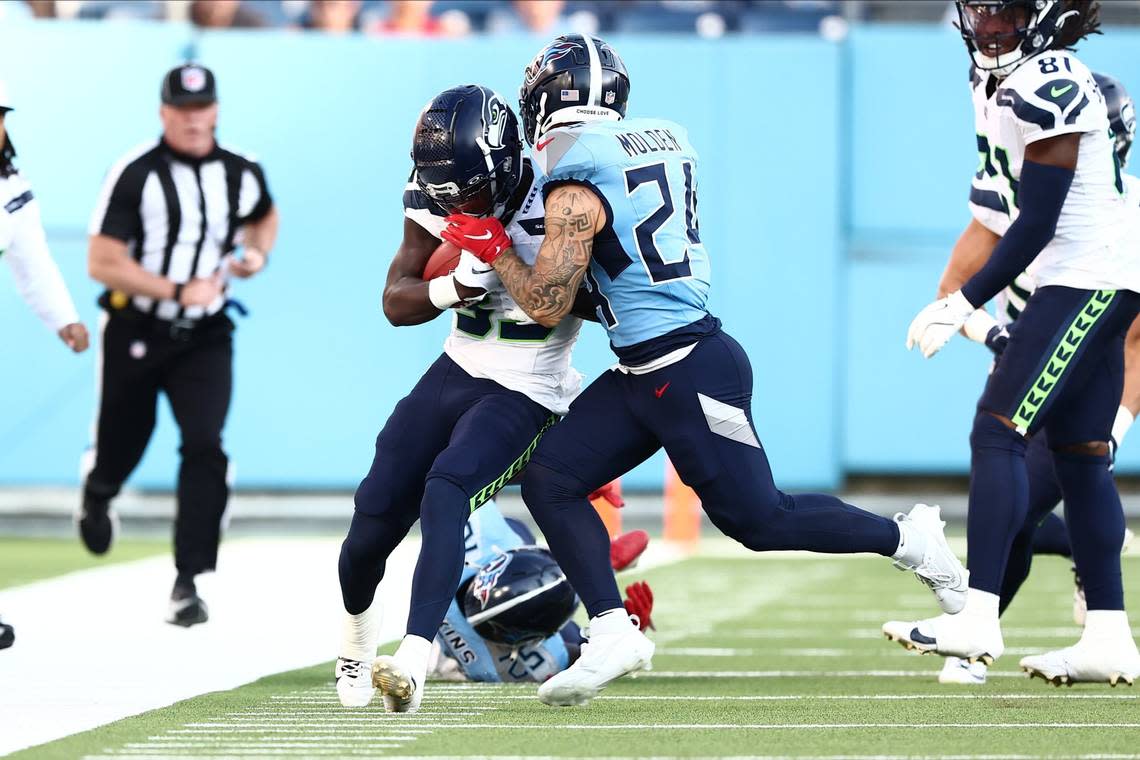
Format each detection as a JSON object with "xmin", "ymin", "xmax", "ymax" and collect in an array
[
  {"xmin": 428, "ymin": 275, "xmax": 462, "ymax": 310},
  {"xmin": 173, "ymin": 282, "xmax": 185, "ymax": 304},
  {"xmin": 962, "ymin": 308, "xmax": 999, "ymax": 345},
  {"xmin": 1112, "ymin": 405, "xmax": 1134, "ymax": 449}
]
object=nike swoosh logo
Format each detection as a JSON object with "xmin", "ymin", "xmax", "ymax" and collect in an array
[
  {"xmin": 1051, "ymin": 83, "xmax": 1074, "ymax": 97},
  {"xmin": 466, "ymin": 231, "xmax": 493, "ymax": 240},
  {"xmin": 536, "ymin": 136, "xmax": 555, "ymax": 151}
]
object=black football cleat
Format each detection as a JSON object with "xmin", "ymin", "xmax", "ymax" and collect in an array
[
  {"xmin": 0, "ymin": 617, "xmax": 14, "ymax": 650},
  {"xmin": 77, "ymin": 494, "xmax": 117, "ymax": 555},
  {"xmin": 166, "ymin": 578, "xmax": 209, "ymax": 628}
]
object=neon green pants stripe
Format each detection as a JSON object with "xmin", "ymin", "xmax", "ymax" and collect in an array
[
  {"xmin": 468, "ymin": 414, "xmax": 558, "ymax": 512},
  {"xmin": 1011, "ymin": 289, "xmax": 1116, "ymax": 432}
]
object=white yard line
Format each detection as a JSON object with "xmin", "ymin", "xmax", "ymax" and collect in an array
[
  {"xmin": 640, "ymin": 670, "xmax": 1030, "ymax": 678},
  {"xmin": 0, "ymin": 537, "xmax": 419, "ymax": 756}
]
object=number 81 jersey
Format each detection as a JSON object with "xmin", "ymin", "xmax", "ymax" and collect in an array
[
  {"xmin": 968, "ymin": 52, "xmax": 1138, "ymax": 292},
  {"xmin": 404, "ymin": 159, "xmax": 583, "ymax": 415},
  {"xmin": 533, "ymin": 118, "xmax": 712, "ymax": 360}
]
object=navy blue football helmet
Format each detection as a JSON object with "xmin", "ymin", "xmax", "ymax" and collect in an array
[
  {"xmin": 955, "ymin": 1, "xmax": 1079, "ymax": 78},
  {"xmin": 411, "ymin": 85, "xmax": 522, "ymax": 218},
  {"xmin": 1094, "ymin": 72, "xmax": 1136, "ymax": 169},
  {"xmin": 462, "ymin": 547, "xmax": 579, "ymax": 646},
  {"xmin": 519, "ymin": 34, "xmax": 630, "ymax": 146}
]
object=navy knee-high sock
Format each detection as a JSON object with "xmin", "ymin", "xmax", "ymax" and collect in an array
[
  {"xmin": 1031, "ymin": 512, "xmax": 1072, "ymax": 556},
  {"xmin": 339, "ymin": 512, "xmax": 409, "ymax": 615},
  {"xmin": 406, "ymin": 476, "xmax": 470, "ymax": 640},
  {"xmin": 522, "ymin": 461, "xmax": 623, "ymax": 618},
  {"xmin": 967, "ymin": 412, "xmax": 1029, "ymax": 595},
  {"xmin": 1055, "ymin": 450, "xmax": 1125, "ymax": 611},
  {"xmin": 999, "ymin": 435, "xmax": 1067, "ymax": 613}
]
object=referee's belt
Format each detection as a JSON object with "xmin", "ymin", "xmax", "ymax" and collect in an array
[{"xmin": 100, "ymin": 292, "xmax": 230, "ymax": 341}]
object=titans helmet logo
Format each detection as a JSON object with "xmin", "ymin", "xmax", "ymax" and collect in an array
[
  {"xmin": 524, "ymin": 40, "xmax": 580, "ymax": 87},
  {"xmin": 471, "ymin": 552, "xmax": 512, "ymax": 608}
]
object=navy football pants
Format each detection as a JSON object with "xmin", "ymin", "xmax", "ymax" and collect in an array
[
  {"xmin": 523, "ymin": 331, "xmax": 900, "ymax": 617},
  {"xmin": 339, "ymin": 353, "xmax": 554, "ymax": 640},
  {"xmin": 969, "ymin": 286, "xmax": 1139, "ymax": 610}
]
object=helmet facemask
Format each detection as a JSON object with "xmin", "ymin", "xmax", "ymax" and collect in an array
[{"xmin": 956, "ymin": 0, "xmax": 1078, "ymax": 79}]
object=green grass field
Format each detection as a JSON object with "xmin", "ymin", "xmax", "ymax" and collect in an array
[
  {"xmin": 12, "ymin": 542, "xmax": 1140, "ymax": 760},
  {"xmin": 0, "ymin": 536, "xmax": 167, "ymax": 590}
]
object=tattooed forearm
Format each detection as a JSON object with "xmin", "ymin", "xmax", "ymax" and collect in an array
[{"xmin": 493, "ymin": 184, "xmax": 602, "ymax": 328}]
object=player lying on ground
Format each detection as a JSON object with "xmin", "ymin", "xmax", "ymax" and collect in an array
[
  {"xmin": 928, "ymin": 70, "xmax": 1138, "ymax": 685},
  {"xmin": 428, "ymin": 503, "xmax": 652, "ymax": 684},
  {"xmin": 885, "ymin": 0, "xmax": 1140, "ymax": 686},
  {"xmin": 441, "ymin": 33, "xmax": 967, "ymax": 708}
]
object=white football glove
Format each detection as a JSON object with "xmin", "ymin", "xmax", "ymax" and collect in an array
[
  {"xmin": 906, "ymin": 290, "xmax": 975, "ymax": 359},
  {"xmin": 452, "ymin": 250, "xmax": 500, "ymax": 292}
]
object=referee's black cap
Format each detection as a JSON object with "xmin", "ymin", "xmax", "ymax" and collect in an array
[{"xmin": 161, "ymin": 64, "xmax": 217, "ymax": 107}]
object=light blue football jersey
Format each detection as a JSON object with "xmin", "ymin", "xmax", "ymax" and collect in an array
[
  {"xmin": 533, "ymin": 118, "xmax": 713, "ymax": 362},
  {"xmin": 434, "ymin": 503, "xmax": 570, "ymax": 683}
]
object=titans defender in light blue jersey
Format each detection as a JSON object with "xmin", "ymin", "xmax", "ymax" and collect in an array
[{"xmin": 440, "ymin": 34, "xmax": 967, "ymax": 707}]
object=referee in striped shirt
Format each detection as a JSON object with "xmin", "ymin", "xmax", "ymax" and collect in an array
[{"xmin": 81, "ymin": 63, "xmax": 278, "ymax": 627}]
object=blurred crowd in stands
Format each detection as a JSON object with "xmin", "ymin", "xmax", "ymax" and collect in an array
[{"xmin": 6, "ymin": 0, "xmax": 1140, "ymax": 37}]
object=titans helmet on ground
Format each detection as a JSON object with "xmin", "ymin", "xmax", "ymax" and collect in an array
[
  {"xmin": 518, "ymin": 34, "xmax": 630, "ymax": 146},
  {"xmin": 462, "ymin": 547, "xmax": 579, "ymax": 646},
  {"xmin": 1094, "ymin": 72, "xmax": 1136, "ymax": 169},
  {"xmin": 954, "ymin": 0, "xmax": 1079, "ymax": 78},
  {"xmin": 411, "ymin": 84, "xmax": 522, "ymax": 217}
]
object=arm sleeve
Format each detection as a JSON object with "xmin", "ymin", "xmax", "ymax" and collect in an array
[
  {"xmin": 961, "ymin": 160, "xmax": 1074, "ymax": 307},
  {"xmin": 5, "ymin": 197, "xmax": 81, "ymax": 331},
  {"xmin": 238, "ymin": 161, "xmax": 273, "ymax": 224},
  {"xmin": 88, "ymin": 162, "xmax": 143, "ymax": 242}
]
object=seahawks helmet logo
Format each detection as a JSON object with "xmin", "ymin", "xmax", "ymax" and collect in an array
[
  {"xmin": 483, "ymin": 92, "xmax": 510, "ymax": 150},
  {"xmin": 471, "ymin": 552, "xmax": 512, "ymax": 609},
  {"xmin": 524, "ymin": 40, "xmax": 579, "ymax": 87}
]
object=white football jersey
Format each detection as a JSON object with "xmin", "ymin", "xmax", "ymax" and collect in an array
[
  {"xmin": 968, "ymin": 51, "xmax": 1139, "ymax": 294},
  {"xmin": 995, "ymin": 172, "xmax": 1140, "ymax": 327},
  {"xmin": 1, "ymin": 171, "xmax": 80, "ymax": 332},
  {"xmin": 403, "ymin": 159, "xmax": 583, "ymax": 415}
]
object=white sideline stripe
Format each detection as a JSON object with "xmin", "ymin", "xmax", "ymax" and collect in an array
[
  {"xmin": 641, "ymin": 670, "xmax": 1030, "ymax": 678},
  {"xmin": 0, "ymin": 537, "xmax": 420, "ymax": 756},
  {"xmin": 660, "ymin": 647, "xmax": 861, "ymax": 657},
  {"xmin": 81, "ymin": 756, "xmax": 1140, "ymax": 760},
  {"xmin": 226, "ymin": 692, "xmax": 1140, "ymax": 706},
  {"xmin": 134, "ymin": 722, "xmax": 1140, "ymax": 730}
]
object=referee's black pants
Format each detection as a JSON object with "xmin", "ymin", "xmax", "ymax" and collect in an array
[{"xmin": 84, "ymin": 311, "xmax": 234, "ymax": 576}]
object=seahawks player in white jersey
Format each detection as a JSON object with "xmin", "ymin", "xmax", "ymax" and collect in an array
[
  {"xmin": 888, "ymin": 0, "xmax": 1140, "ymax": 686},
  {"xmin": 937, "ymin": 71, "xmax": 1140, "ymax": 684},
  {"xmin": 0, "ymin": 80, "xmax": 90, "ymax": 651},
  {"xmin": 335, "ymin": 86, "xmax": 587, "ymax": 711}
]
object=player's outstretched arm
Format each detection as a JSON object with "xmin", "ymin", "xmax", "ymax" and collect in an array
[
  {"xmin": 383, "ymin": 217, "xmax": 482, "ymax": 326},
  {"xmin": 494, "ymin": 184, "xmax": 604, "ymax": 328}
]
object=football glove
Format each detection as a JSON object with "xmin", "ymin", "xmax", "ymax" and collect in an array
[
  {"xmin": 623, "ymin": 581, "xmax": 655, "ymax": 632},
  {"xmin": 589, "ymin": 480, "xmax": 625, "ymax": 509},
  {"xmin": 906, "ymin": 290, "xmax": 975, "ymax": 359},
  {"xmin": 610, "ymin": 529, "xmax": 649, "ymax": 572},
  {"xmin": 452, "ymin": 250, "xmax": 500, "ymax": 292},
  {"xmin": 442, "ymin": 214, "xmax": 511, "ymax": 265}
]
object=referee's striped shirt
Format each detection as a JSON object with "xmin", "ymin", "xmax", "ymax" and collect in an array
[{"xmin": 89, "ymin": 138, "xmax": 272, "ymax": 321}]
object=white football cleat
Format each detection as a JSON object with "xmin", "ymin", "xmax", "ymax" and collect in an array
[
  {"xmin": 372, "ymin": 655, "xmax": 422, "ymax": 713},
  {"xmin": 334, "ymin": 657, "xmax": 375, "ymax": 707},
  {"xmin": 538, "ymin": 624, "xmax": 654, "ymax": 707},
  {"xmin": 891, "ymin": 504, "xmax": 969, "ymax": 614},
  {"xmin": 1021, "ymin": 645, "xmax": 1140, "ymax": 687},
  {"xmin": 883, "ymin": 611, "xmax": 1004, "ymax": 665},
  {"xmin": 939, "ymin": 656, "xmax": 988, "ymax": 684}
]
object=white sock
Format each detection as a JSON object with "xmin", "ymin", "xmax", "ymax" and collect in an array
[
  {"xmin": 589, "ymin": 607, "xmax": 634, "ymax": 637},
  {"xmin": 1080, "ymin": 610, "xmax": 1138, "ymax": 649},
  {"xmin": 961, "ymin": 588, "xmax": 1000, "ymax": 623},
  {"xmin": 340, "ymin": 605, "xmax": 381, "ymax": 662},
  {"xmin": 891, "ymin": 520, "xmax": 926, "ymax": 566},
  {"xmin": 395, "ymin": 634, "xmax": 433, "ymax": 686}
]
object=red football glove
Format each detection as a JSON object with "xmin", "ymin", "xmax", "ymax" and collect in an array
[
  {"xmin": 623, "ymin": 581, "xmax": 655, "ymax": 631},
  {"xmin": 441, "ymin": 213, "xmax": 512, "ymax": 265},
  {"xmin": 588, "ymin": 480, "xmax": 625, "ymax": 509},
  {"xmin": 610, "ymin": 529, "xmax": 649, "ymax": 572}
]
